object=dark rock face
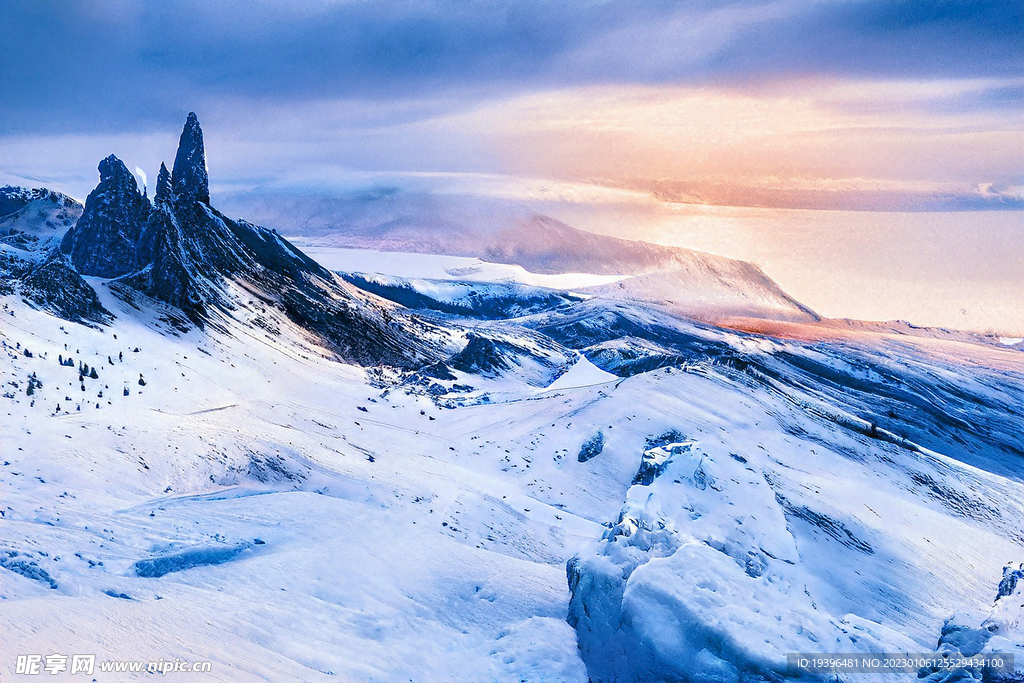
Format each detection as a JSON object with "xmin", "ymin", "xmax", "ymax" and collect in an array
[
  {"xmin": 997, "ymin": 564, "xmax": 1024, "ymax": 601},
  {"xmin": 171, "ymin": 112, "xmax": 209, "ymax": 203},
  {"xmin": 578, "ymin": 431, "xmax": 605, "ymax": 463},
  {"xmin": 129, "ymin": 203, "xmax": 201, "ymax": 316},
  {"xmin": 448, "ymin": 334, "xmax": 513, "ymax": 375},
  {"xmin": 21, "ymin": 251, "xmax": 111, "ymax": 324},
  {"xmin": 60, "ymin": 155, "xmax": 149, "ymax": 278}
]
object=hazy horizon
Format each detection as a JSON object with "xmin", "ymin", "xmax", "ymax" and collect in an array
[{"xmin": 2, "ymin": 0, "xmax": 1021, "ymax": 335}]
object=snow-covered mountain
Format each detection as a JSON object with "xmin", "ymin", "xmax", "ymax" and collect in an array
[
  {"xmin": 218, "ymin": 189, "xmax": 816, "ymax": 324},
  {"xmin": 215, "ymin": 189, "xmax": 684, "ymax": 276},
  {"xmin": 0, "ymin": 185, "xmax": 108, "ymax": 325},
  {"xmin": 3, "ymin": 116, "xmax": 1024, "ymax": 683},
  {"xmin": 5, "ymin": 115, "xmax": 452, "ymax": 368}
]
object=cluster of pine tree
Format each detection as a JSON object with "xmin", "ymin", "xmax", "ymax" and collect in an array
[{"xmin": 76, "ymin": 361, "xmax": 99, "ymax": 380}]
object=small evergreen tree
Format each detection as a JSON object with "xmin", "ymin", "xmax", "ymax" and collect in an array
[
  {"xmin": 89, "ymin": 367, "xmax": 98, "ymax": 379},
  {"xmin": 26, "ymin": 382, "xmax": 34, "ymax": 396},
  {"xmin": 123, "ymin": 387, "xmax": 129, "ymax": 396},
  {"xmin": 138, "ymin": 374, "xmax": 147, "ymax": 387}
]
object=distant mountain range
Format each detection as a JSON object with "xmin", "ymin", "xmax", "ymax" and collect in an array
[{"xmin": 217, "ymin": 189, "xmax": 818, "ymax": 322}]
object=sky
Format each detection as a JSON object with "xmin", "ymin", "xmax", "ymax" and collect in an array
[{"xmin": 1, "ymin": 0, "xmax": 1022, "ymax": 332}]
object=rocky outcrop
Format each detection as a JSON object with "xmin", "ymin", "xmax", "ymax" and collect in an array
[
  {"xmin": 21, "ymin": 251, "xmax": 111, "ymax": 324},
  {"xmin": 60, "ymin": 155, "xmax": 149, "ymax": 278},
  {"xmin": 46, "ymin": 113, "xmax": 443, "ymax": 367},
  {"xmin": 128, "ymin": 202, "xmax": 202, "ymax": 316},
  {"xmin": 577, "ymin": 432, "xmax": 605, "ymax": 463},
  {"xmin": 448, "ymin": 334, "xmax": 513, "ymax": 376}
]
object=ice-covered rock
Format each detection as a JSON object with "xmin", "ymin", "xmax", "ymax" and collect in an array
[
  {"xmin": 578, "ymin": 431, "xmax": 605, "ymax": 463},
  {"xmin": 568, "ymin": 438, "xmax": 917, "ymax": 682}
]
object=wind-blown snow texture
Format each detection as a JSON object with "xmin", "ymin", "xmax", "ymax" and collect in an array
[{"xmin": 3, "ymin": 122, "xmax": 1024, "ymax": 683}]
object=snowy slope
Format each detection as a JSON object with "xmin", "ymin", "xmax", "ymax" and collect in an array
[
  {"xmin": 292, "ymin": 245, "xmax": 627, "ymax": 289},
  {"xmin": 339, "ymin": 272, "xmax": 586, "ymax": 320},
  {"xmin": 3, "ymin": 248, "xmax": 1024, "ymax": 682},
  {"xmin": 0, "ymin": 187, "xmax": 81, "ymax": 259},
  {"xmin": 581, "ymin": 262, "xmax": 818, "ymax": 323}
]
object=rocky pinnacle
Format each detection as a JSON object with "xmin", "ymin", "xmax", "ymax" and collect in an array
[
  {"xmin": 171, "ymin": 112, "xmax": 210, "ymax": 203},
  {"xmin": 154, "ymin": 162, "xmax": 172, "ymax": 204}
]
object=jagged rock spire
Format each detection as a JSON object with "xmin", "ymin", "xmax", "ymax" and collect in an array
[
  {"xmin": 171, "ymin": 112, "xmax": 209, "ymax": 203},
  {"xmin": 59, "ymin": 155, "xmax": 149, "ymax": 278},
  {"xmin": 154, "ymin": 162, "xmax": 172, "ymax": 203},
  {"xmin": 50, "ymin": 112, "xmax": 433, "ymax": 366}
]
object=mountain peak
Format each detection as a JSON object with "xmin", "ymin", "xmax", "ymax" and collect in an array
[
  {"xmin": 98, "ymin": 154, "xmax": 136, "ymax": 186},
  {"xmin": 171, "ymin": 112, "xmax": 209, "ymax": 203},
  {"xmin": 59, "ymin": 154, "xmax": 149, "ymax": 278},
  {"xmin": 154, "ymin": 162, "xmax": 172, "ymax": 203}
]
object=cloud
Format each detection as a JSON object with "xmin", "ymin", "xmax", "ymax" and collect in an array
[
  {"xmin": 1, "ymin": 0, "xmax": 1021, "ymax": 135},
  {"xmin": 1, "ymin": 1, "xmax": 1020, "ymax": 212}
]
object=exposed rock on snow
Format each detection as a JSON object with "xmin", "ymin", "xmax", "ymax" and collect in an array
[
  {"xmin": 21, "ymin": 251, "xmax": 111, "ymax": 324},
  {"xmin": 577, "ymin": 432, "xmax": 605, "ymax": 463},
  {"xmin": 133, "ymin": 542, "xmax": 254, "ymax": 578}
]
